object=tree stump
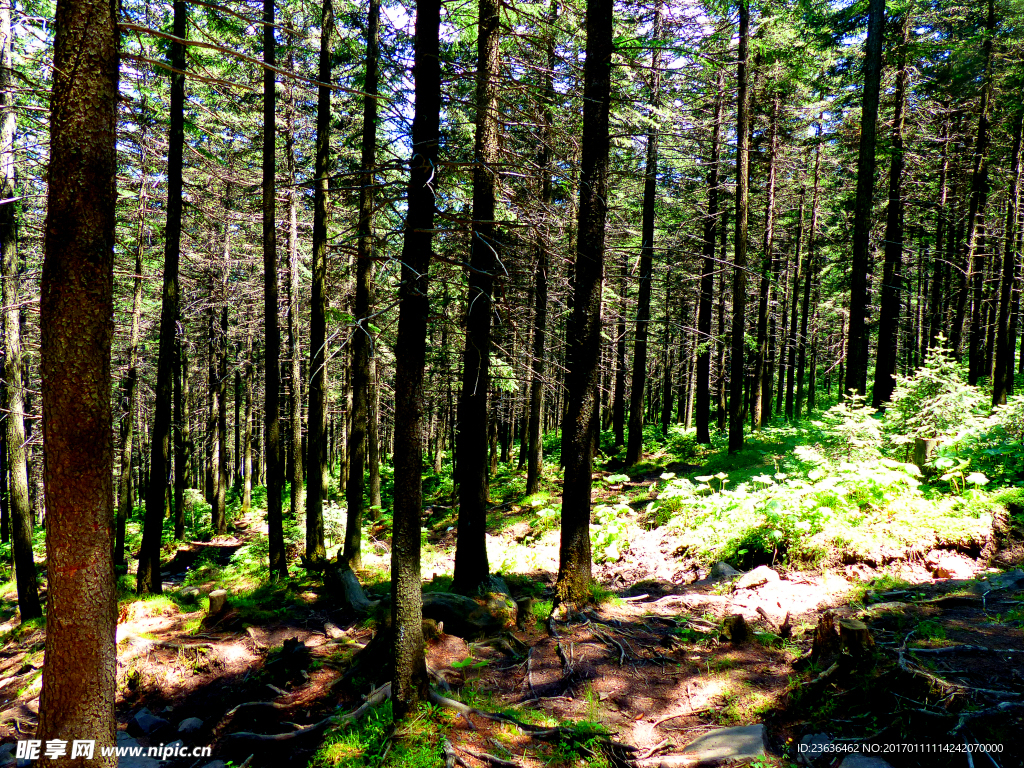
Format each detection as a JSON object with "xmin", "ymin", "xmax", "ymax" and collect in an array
[
  {"xmin": 811, "ymin": 611, "xmax": 841, "ymax": 662},
  {"xmin": 838, "ymin": 618, "xmax": 875, "ymax": 659},
  {"xmin": 726, "ymin": 614, "xmax": 749, "ymax": 645},
  {"xmin": 324, "ymin": 562, "xmax": 378, "ymax": 615},
  {"xmin": 208, "ymin": 589, "xmax": 229, "ymax": 614},
  {"xmin": 914, "ymin": 437, "xmax": 939, "ymax": 473}
]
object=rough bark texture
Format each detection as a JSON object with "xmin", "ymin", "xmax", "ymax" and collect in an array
[
  {"xmin": 625, "ymin": 2, "xmax": 662, "ymax": 466},
  {"xmin": 796, "ymin": 125, "xmax": 821, "ymax": 420},
  {"xmin": 846, "ymin": 0, "xmax": 885, "ymax": 399},
  {"xmin": 994, "ymin": 111, "xmax": 1023, "ymax": 406},
  {"xmin": 729, "ymin": 0, "xmax": 750, "ymax": 454},
  {"xmin": 555, "ymin": 0, "xmax": 613, "ymax": 607},
  {"xmin": 872, "ymin": 16, "xmax": 909, "ymax": 408},
  {"xmin": 696, "ymin": 72, "xmax": 723, "ymax": 444},
  {"xmin": 139, "ymin": 0, "xmax": 186, "ymax": 595},
  {"xmin": 454, "ymin": 0, "xmax": 501, "ymax": 595},
  {"xmin": 0, "ymin": 4, "xmax": 40, "ymax": 618},
  {"xmin": 344, "ymin": 0, "xmax": 379, "ymax": 569},
  {"xmin": 264, "ymin": 0, "xmax": 285, "ymax": 578},
  {"xmin": 751, "ymin": 97, "xmax": 779, "ymax": 431},
  {"xmin": 305, "ymin": 0, "xmax": 333, "ymax": 563},
  {"xmin": 37, "ymin": 0, "xmax": 119, "ymax": 758},
  {"xmin": 391, "ymin": 0, "xmax": 440, "ymax": 720},
  {"xmin": 785, "ymin": 183, "xmax": 805, "ymax": 419}
]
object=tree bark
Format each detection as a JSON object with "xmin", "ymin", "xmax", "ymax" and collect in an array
[
  {"xmin": 37, "ymin": 0, "xmax": 118, "ymax": 755},
  {"xmin": 752, "ymin": 96, "xmax": 780, "ymax": 430},
  {"xmin": 344, "ymin": 0, "xmax": 379, "ymax": 568},
  {"xmin": 555, "ymin": 0, "xmax": 613, "ymax": 606},
  {"xmin": 625, "ymin": 2, "xmax": 663, "ymax": 466},
  {"xmin": 871, "ymin": 16, "xmax": 909, "ymax": 408},
  {"xmin": 696, "ymin": 71, "xmax": 723, "ymax": 444},
  {"xmin": 139, "ymin": 0, "xmax": 186, "ymax": 595},
  {"xmin": 306, "ymin": 0, "xmax": 334, "ymax": 563},
  {"xmin": 391, "ymin": 0, "xmax": 440, "ymax": 720},
  {"xmin": 264, "ymin": 0, "xmax": 285, "ymax": 579},
  {"xmin": 527, "ymin": 0, "xmax": 557, "ymax": 494},
  {"xmin": 846, "ymin": 0, "xmax": 885, "ymax": 399},
  {"xmin": 0, "ymin": 4, "xmax": 40, "ymax": 617},
  {"xmin": 785, "ymin": 182, "xmax": 805, "ymax": 419},
  {"xmin": 729, "ymin": 0, "xmax": 751, "ymax": 454},
  {"xmin": 994, "ymin": 111, "xmax": 1023, "ymax": 406},
  {"xmin": 453, "ymin": 0, "xmax": 501, "ymax": 594}
]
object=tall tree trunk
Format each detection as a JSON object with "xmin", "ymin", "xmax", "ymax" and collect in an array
[
  {"xmin": 846, "ymin": 0, "xmax": 885, "ymax": 398},
  {"xmin": 37, "ymin": 0, "xmax": 118, "ymax": 755},
  {"xmin": 966, "ymin": 0, "xmax": 995, "ymax": 384},
  {"xmin": 368, "ymin": 354, "xmax": 382, "ymax": 514},
  {"xmin": 0, "ymin": 6, "xmax": 40, "ymax": 617},
  {"xmin": 283, "ymin": 48, "xmax": 304, "ymax": 523},
  {"xmin": 242, "ymin": 331, "xmax": 254, "ymax": 512},
  {"xmin": 138, "ymin": 0, "xmax": 186, "ymax": 595},
  {"xmin": 391, "ymin": 0, "xmax": 440, "ymax": 720},
  {"xmin": 117, "ymin": 164, "xmax": 147, "ymax": 557},
  {"xmin": 717, "ymin": 208, "xmax": 729, "ymax": 431},
  {"xmin": 696, "ymin": 71, "xmax": 723, "ymax": 444},
  {"xmin": 215, "ymin": 197, "xmax": 229, "ymax": 533},
  {"xmin": 527, "ymin": 0, "xmax": 557, "ymax": 494},
  {"xmin": 752, "ymin": 96, "xmax": 780, "ymax": 430},
  {"xmin": 453, "ymin": 0, "xmax": 501, "ymax": 594},
  {"xmin": 994, "ymin": 111, "xmax": 1023, "ymax": 405},
  {"xmin": 729, "ymin": 0, "xmax": 751, "ymax": 453},
  {"xmin": 785, "ymin": 182, "xmax": 805, "ymax": 419},
  {"xmin": 928, "ymin": 116, "xmax": 949, "ymax": 355},
  {"xmin": 625, "ymin": 2, "xmax": 663, "ymax": 466},
  {"xmin": 554, "ymin": 0, "xmax": 613, "ymax": 606},
  {"xmin": 343, "ymin": 0, "xmax": 379, "ymax": 568},
  {"xmin": 173, "ymin": 341, "xmax": 186, "ymax": 538},
  {"xmin": 871, "ymin": 14, "xmax": 909, "ymax": 408},
  {"xmin": 264, "ymin": 0, "xmax": 285, "ymax": 579},
  {"xmin": 306, "ymin": 0, "xmax": 334, "ymax": 562}
]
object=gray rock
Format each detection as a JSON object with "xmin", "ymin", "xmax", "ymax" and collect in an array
[
  {"xmin": 735, "ymin": 565, "xmax": 780, "ymax": 590},
  {"xmin": 323, "ymin": 622, "xmax": 346, "ymax": 639},
  {"xmin": 710, "ymin": 562, "xmax": 740, "ymax": 580},
  {"xmin": 128, "ymin": 707, "xmax": 171, "ymax": 739},
  {"xmin": 177, "ymin": 717, "xmax": 204, "ymax": 736},
  {"xmin": 15, "ymin": 760, "xmax": 30, "ymax": 768},
  {"xmin": 208, "ymin": 589, "xmax": 229, "ymax": 614},
  {"xmin": 797, "ymin": 732, "xmax": 831, "ymax": 765},
  {"xmin": 838, "ymin": 756, "xmax": 894, "ymax": 768},
  {"xmin": 987, "ymin": 569, "xmax": 1024, "ymax": 591},
  {"xmin": 681, "ymin": 724, "xmax": 765, "ymax": 763},
  {"xmin": 180, "ymin": 586, "xmax": 201, "ymax": 600},
  {"xmin": 0, "ymin": 744, "xmax": 14, "ymax": 768},
  {"xmin": 0, "ymin": 744, "xmax": 14, "ymax": 758}
]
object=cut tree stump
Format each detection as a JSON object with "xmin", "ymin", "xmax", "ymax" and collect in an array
[
  {"xmin": 839, "ymin": 618, "xmax": 875, "ymax": 659},
  {"xmin": 725, "ymin": 614, "xmax": 748, "ymax": 645},
  {"xmin": 914, "ymin": 437, "xmax": 939, "ymax": 473},
  {"xmin": 811, "ymin": 612, "xmax": 841, "ymax": 662}
]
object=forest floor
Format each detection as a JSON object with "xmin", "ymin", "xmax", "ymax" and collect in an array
[{"xmin": 0, "ymin": 430, "xmax": 1023, "ymax": 768}]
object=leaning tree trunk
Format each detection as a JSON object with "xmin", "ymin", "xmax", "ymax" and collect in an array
[
  {"xmin": 37, "ymin": 0, "xmax": 119, "ymax": 757},
  {"xmin": 138, "ymin": 0, "xmax": 186, "ymax": 595},
  {"xmin": 846, "ymin": 0, "xmax": 885, "ymax": 399},
  {"xmin": 729, "ymin": 0, "xmax": 751, "ymax": 454},
  {"xmin": 555, "ymin": 0, "xmax": 613, "ymax": 606},
  {"xmin": 264, "ymin": 0, "xmax": 285, "ymax": 579},
  {"xmin": 391, "ymin": 0, "xmax": 440, "ymax": 721},
  {"xmin": 696, "ymin": 71, "xmax": 723, "ymax": 444},
  {"xmin": 344, "ymin": 0, "xmax": 380, "ymax": 568},
  {"xmin": 871, "ymin": 15, "xmax": 909, "ymax": 408},
  {"xmin": 0, "ymin": 7, "xmax": 40, "ymax": 618},
  {"xmin": 453, "ymin": 0, "xmax": 501, "ymax": 595},
  {"xmin": 625, "ymin": 2, "xmax": 663, "ymax": 467}
]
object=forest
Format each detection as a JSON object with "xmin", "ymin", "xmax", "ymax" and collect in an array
[{"xmin": 1, "ymin": 0, "xmax": 1024, "ymax": 765}]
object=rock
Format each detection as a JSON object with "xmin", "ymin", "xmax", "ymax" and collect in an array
[
  {"xmin": 932, "ymin": 555, "xmax": 973, "ymax": 580},
  {"xmin": 710, "ymin": 562, "xmax": 740, "ymax": 580},
  {"xmin": 324, "ymin": 622, "xmax": 346, "ymax": 639},
  {"xmin": 507, "ymin": 521, "xmax": 531, "ymax": 542},
  {"xmin": 734, "ymin": 565, "xmax": 780, "ymax": 590},
  {"xmin": 177, "ymin": 717, "xmax": 203, "ymax": 736},
  {"xmin": 207, "ymin": 589, "xmax": 229, "ymax": 614},
  {"xmin": 180, "ymin": 586, "xmax": 201, "ymax": 600},
  {"xmin": 837, "ymin": 756, "xmax": 894, "ymax": 768},
  {"xmin": 128, "ymin": 707, "xmax": 171, "ymax": 739},
  {"xmin": 797, "ymin": 732, "xmax": 832, "ymax": 766},
  {"xmin": 987, "ymin": 569, "xmax": 1024, "ymax": 590},
  {"xmin": 845, "ymin": 564, "xmax": 875, "ymax": 583},
  {"xmin": 0, "ymin": 744, "xmax": 14, "ymax": 768},
  {"xmin": 680, "ymin": 724, "xmax": 766, "ymax": 763}
]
